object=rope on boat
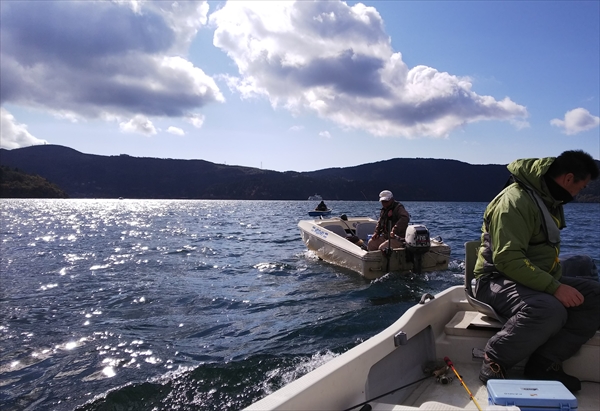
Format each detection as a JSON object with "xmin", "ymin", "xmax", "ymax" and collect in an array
[
  {"xmin": 428, "ymin": 249, "xmax": 453, "ymax": 257},
  {"xmin": 427, "ymin": 248, "xmax": 465, "ymax": 267},
  {"xmin": 424, "ymin": 249, "xmax": 467, "ymax": 274}
]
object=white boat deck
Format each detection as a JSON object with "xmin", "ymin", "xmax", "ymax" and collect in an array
[
  {"xmin": 367, "ymin": 361, "xmax": 600, "ymax": 410},
  {"xmin": 362, "ymin": 312, "xmax": 600, "ymax": 411}
]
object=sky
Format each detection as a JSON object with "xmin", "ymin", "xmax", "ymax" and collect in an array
[{"xmin": 1, "ymin": 0, "xmax": 599, "ymax": 172}]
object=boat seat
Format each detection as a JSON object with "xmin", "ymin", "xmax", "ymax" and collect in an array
[
  {"xmin": 445, "ymin": 311, "xmax": 502, "ymax": 338},
  {"xmin": 445, "ymin": 311, "xmax": 600, "ymax": 342},
  {"xmin": 355, "ymin": 222, "xmax": 377, "ymax": 241},
  {"xmin": 586, "ymin": 330, "xmax": 600, "ymax": 346},
  {"xmin": 464, "ymin": 241, "xmax": 506, "ymax": 324},
  {"xmin": 323, "ymin": 224, "xmax": 348, "ymax": 237}
]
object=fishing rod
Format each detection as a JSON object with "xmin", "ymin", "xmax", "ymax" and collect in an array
[
  {"xmin": 444, "ymin": 356, "xmax": 483, "ymax": 411},
  {"xmin": 385, "ymin": 211, "xmax": 393, "ymax": 272},
  {"xmin": 341, "ymin": 374, "xmax": 432, "ymax": 411}
]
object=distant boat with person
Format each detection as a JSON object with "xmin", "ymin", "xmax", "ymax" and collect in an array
[{"xmin": 308, "ymin": 199, "xmax": 331, "ymax": 216}]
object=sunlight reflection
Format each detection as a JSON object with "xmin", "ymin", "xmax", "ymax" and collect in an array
[
  {"xmin": 40, "ymin": 283, "xmax": 58, "ymax": 291},
  {"xmin": 102, "ymin": 366, "xmax": 116, "ymax": 378}
]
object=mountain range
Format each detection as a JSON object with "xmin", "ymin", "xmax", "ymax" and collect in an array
[{"xmin": 1, "ymin": 145, "xmax": 598, "ymax": 202}]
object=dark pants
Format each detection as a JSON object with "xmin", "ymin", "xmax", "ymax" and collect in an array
[{"xmin": 476, "ymin": 256, "xmax": 600, "ymax": 368}]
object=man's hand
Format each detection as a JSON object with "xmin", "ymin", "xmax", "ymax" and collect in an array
[{"xmin": 554, "ymin": 284, "xmax": 584, "ymax": 307}]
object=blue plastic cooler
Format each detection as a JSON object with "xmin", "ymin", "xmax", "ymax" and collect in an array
[{"xmin": 487, "ymin": 380, "xmax": 577, "ymax": 411}]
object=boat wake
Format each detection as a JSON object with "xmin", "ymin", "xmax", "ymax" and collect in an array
[
  {"xmin": 260, "ymin": 351, "xmax": 339, "ymax": 395},
  {"xmin": 76, "ymin": 352, "xmax": 340, "ymax": 411}
]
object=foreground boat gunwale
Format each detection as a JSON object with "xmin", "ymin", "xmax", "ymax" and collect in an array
[
  {"xmin": 245, "ymin": 285, "xmax": 599, "ymax": 410},
  {"xmin": 245, "ymin": 286, "xmax": 463, "ymax": 411}
]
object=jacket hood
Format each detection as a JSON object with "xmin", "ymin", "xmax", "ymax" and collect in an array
[
  {"xmin": 507, "ymin": 156, "xmax": 566, "ymax": 229},
  {"xmin": 507, "ymin": 157, "xmax": 556, "ymax": 202}
]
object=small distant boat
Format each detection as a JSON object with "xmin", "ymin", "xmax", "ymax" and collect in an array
[
  {"xmin": 307, "ymin": 194, "xmax": 322, "ymax": 201},
  {"xmin": 308, "ymin": 208, "xmax": 332, "ymax": 217}
]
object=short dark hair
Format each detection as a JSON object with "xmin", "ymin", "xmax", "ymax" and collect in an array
[{"xmin": 546, "ymin": 150, "xmax": 599, "ymax": 181}]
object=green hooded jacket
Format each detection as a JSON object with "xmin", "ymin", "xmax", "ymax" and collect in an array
[{"xmin": 473, "ymin": 157, "xmax": 565, "ymax": 294}]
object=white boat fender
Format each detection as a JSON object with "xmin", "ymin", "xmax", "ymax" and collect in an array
[{"xmin": 419, "ymin": 293, "xmax": 435, "ymax": 304}]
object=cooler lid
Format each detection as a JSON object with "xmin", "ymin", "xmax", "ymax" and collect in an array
[{"xmin": 487, "ymin": 380, "xmax": 577, "ymax": 409}]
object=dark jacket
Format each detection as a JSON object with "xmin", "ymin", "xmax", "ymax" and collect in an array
[
  {"xmin": 375, "ymin": 200, "xmax": 410, "ymax": 239},
  {"xmin": 315, "ymin": 201, "xmax": 328, "ymax": 211}
]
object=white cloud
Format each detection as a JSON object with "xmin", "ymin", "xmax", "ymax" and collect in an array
[
  {"xmin": 0, "ymin": 1, "xmax": 222, "ymax": 125},
  {"xmin": 319, "ymin": 131, "xmax": 332, "ymax": 138},
  {"xmin": 119, "ymin": 115, "xmax": 157, "ymax": 135},
  {"xmin": 167, "ymin": 126, "xmax": 185, "ymax": 136},
  {"xmin": 550, "ymin": 108, "xmax": 600, "ymax": 135},
  {"xmin": 209, "ymin": 1, "xmax": 528, "ymax": 138},
  {"xmin": 0, "ymin": 108, "xmax": 47, "ymax": 149},
  {"xmin": 289, "ymin": 125, "xmax": 304, "ymax": 132},
  {"xmin": 186, "ymin": 113, "xmax": 205, "ymax": 128}
]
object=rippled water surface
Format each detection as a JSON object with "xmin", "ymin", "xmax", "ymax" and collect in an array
[{"xmin": 1, "ymin": 200, "xmax": 598, "ymax": 410}]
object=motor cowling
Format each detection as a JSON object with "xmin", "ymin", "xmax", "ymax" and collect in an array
[
  {"xmin": 405, "ymin": 225, "xmax": 431, "ymax": 255},
  {"xmin": 405, "ymin": 225, "xmax": 431, "ymax": 274}
]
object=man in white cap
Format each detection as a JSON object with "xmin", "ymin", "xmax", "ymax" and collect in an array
[{"xmin": 367, "ymin": 190, "xmax": 410, "ymax": 251}]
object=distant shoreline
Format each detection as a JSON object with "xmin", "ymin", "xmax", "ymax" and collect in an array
[{"xmin": 2, "ymin": 145, "xmax": 598, "ymax": 203}]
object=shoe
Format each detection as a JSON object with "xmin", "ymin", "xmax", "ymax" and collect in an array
[
  {"xmin": 479, "ymin": 356, "xmax": 506, "ymax": 384},
  {"xmin": 524, "ymin": 355, "xmax": 581, "ymax": 392}
]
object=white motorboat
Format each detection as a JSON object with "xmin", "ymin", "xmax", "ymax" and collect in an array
[
  {"xmin": 298, "ymin": 216, "xmax": 451, "ymax": 279},
  {"xmin": 245, "ymin": 242, "xmax": 600, "ymax": 411}
]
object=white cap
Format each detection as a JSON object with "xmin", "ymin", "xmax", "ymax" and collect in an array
[{"xmin": 379, "ymin": 190, "xmax": 393, "ymax": 202}]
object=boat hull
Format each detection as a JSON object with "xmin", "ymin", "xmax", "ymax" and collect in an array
[
  {"xmin": 298, "ymin": 217, "xmax": 450, "ymax": 279},
  {"xmin": 245, "ymin": 286, "xmax": 600, "ymax": 411},
  {"xmin": 307, "ymin": 209, "xmax": 332, "ymax": 217}
]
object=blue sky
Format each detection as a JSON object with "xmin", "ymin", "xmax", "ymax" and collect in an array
[{"xmin": 1, "ymin": 0, "xmax": 598, "ymax": 172}]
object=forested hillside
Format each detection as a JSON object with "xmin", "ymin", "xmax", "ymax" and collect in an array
[
  {"xmin": 0, "ymin": 165, "xmax": 68, "ymax": 198},
  {"xmin": 1, "ymin": 145, "xmax": 598, "ymax": 202}
]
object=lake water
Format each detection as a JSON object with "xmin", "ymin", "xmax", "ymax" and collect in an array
[{"xmin": 1, "ymin": 199, "xmax": 598, "ymax": 411}]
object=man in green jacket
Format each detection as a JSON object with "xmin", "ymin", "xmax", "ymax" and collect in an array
[{"xmin": 474, "ymin": 150, "xmax": 600, "ymax": 392}]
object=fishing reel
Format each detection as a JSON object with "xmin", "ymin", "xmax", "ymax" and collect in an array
[
  {"xmin": 432, "ymin": 365, "xmax": 453, "ymax": 385},
  {"xmin": 437, "ymin": 374, "xmax": 453, "ymax": 385},
  {"xmin": 422, "ymin": 360, "xmax": 453, "ymax": 385}
]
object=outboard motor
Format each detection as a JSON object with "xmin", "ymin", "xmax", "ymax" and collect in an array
[{"xmin": 405, "ymin": 225, "xmax": 431, "ymax": 274}]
